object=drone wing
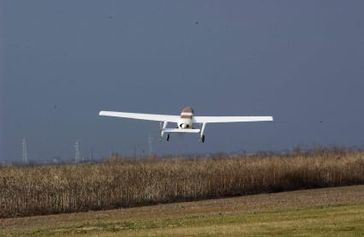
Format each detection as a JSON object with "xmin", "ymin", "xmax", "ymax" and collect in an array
[
  {"xmin": 99, "ymin": 111, "xmax": 180, "ymax": 123},
  {"xmin": 193, "ymin": 116, "xmax": 273, "ymax": 124}
]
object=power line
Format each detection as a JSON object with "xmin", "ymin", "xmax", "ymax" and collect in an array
[
  {"xmin": 22, "ymin": 138, "xmax": 28, "ymax": 164},
  {"xmin": 74, "ymin": 141, "xmax": 81, "ymax": 163},
  {"xmin": 148, "ymin": 134, "xmax": 153, "ymax": 155}
]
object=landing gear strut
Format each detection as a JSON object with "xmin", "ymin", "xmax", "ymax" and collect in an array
[
  {"xmin": 201, "ymin": 135, "xmax": 205, "ymax": 143},
  {"xmin": 200, "ymin": 123, "xmax": 206, "ymax": 143}
]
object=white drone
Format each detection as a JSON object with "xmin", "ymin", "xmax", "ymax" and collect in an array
[{"xmin": 99, "ymin": 106, "xmax": 273, "ymax": 143}]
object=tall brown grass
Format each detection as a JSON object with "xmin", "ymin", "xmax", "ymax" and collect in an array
[{"xmin": 0, "ymin": 148, "xmax": 363, "ymax": 218}]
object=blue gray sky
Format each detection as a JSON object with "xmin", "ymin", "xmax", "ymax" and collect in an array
[{"xmin": 1, "ymin": 1, "xmax": 364, "ymax": 161}]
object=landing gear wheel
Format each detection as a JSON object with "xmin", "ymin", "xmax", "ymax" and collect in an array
[
  {"xmin": 201, "ymin": 135, "xmax": 205, "ymax": 143},
  {"xmin": 166, "ymin": 134, "xmax": 170, "ymax": 141}
]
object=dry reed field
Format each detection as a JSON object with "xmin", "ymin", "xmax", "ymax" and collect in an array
[
  {"xmin": 0, "ymin": 148, "xmax": 364, "ymax": 218},
  {"xmin": 2, "ymin": 185, "xmax": 364, "ymax": 237}
]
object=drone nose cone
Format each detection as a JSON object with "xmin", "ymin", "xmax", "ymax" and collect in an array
[
  {"xmin": 180, "ymin": 106, "xmax": 194, "ymax": 119},
  {"xmin": 181, "ymin": 106, "xmax": 194, "ymax": 114}
]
